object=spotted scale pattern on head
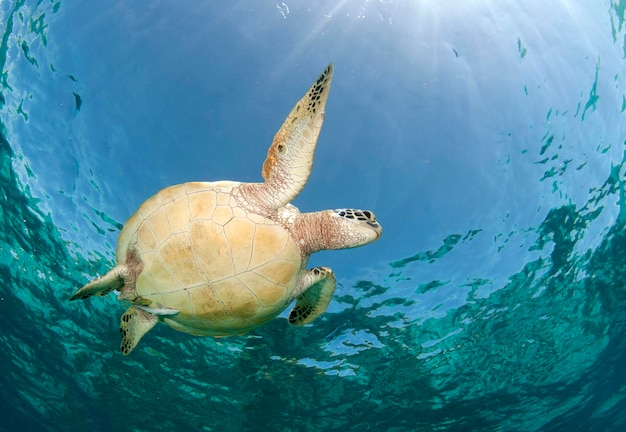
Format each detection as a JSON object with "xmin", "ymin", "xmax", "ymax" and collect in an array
[{"xmin": 336, "ymin": 209, "xmax": 378, "ymax": 224}]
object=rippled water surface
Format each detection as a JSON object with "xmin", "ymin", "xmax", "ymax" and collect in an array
[{"xmin": 1, "ymin": 1, "xmax": 626, "ymax": 431}]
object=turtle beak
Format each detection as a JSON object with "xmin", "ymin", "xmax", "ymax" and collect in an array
[{"xmin": 368, "ymin": 220, "xmax": 382, "ymax": 239}]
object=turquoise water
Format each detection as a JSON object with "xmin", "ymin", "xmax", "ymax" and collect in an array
[{"xmin": 1, "ymin": 1, "xmax": 626, "ymax": 431}]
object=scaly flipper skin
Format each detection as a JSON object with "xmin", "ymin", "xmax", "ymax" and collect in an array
[
  {"xmin": 120, "ymin": 306, "xmax": 159, "ymax": 355},
  {"xmin": 251, "ymin": 64, "xmax": 334, "ymax": 209},
  {"xmin": 68, "ymin": 266, "xmax": 126, "ymax": 300},
  {"xmin": 289, "ymin": 267, "xmax": 337, "ymax": 326}
]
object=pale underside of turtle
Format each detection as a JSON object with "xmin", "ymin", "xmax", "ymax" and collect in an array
[{"xmin": 70, "ymin": 64, "xmax": 382, "ymax": 355}]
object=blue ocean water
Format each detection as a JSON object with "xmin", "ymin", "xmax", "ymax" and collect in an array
[{"xmin": 1, "ymin": 0, "xmax": 626, "ymax": 431}]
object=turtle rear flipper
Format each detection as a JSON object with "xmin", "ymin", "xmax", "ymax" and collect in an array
[
  {"xmin": 69, "ymin": 266, "xmax": 127, "ymax": 301},
  {"xmin": 289, "ymin": 267, "xmax": 336, "ymax": 326},
  {"xmin": 120, "ymin": 306, "xmax": 159, "ymax": 355}
]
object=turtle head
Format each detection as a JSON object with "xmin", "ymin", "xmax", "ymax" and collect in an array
[
  {"xmin": 296, "ymin": 208, "xmax": 382, "ymax": 254},
  {"xmin": 329, "ymin": 209, "xmax": 382, "ymax": 248}
]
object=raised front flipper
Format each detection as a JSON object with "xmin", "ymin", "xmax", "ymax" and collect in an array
[
  {"xmin": 255, "ymin": 64, "xmax": 334, "ymax": 209},
  {"xmin": 120, "ymin": 306, "xmax": 159, "ymax": 355},
  {"xmin": 289, "ymin": 267, "xmax": 336, "ymax": 326},
  {"xmin": 69, "ymin": 266, "xmax": 127, "ymax": 301}
]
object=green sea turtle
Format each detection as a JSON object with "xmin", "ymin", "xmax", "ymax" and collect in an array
[{"xmin": 69, "ymin": 64, "xmax": 382, "ymax": 355}]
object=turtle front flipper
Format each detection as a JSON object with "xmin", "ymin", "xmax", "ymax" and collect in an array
[
  {"xmin": 255, "ymin": 64, "xmax": 334, "ymax": 209},
  {"xmin": 289, "ymin": 267, "xmax": 336, "ymax": 326},
  {"xmin": 120, "ymin": 306, "xmax": 159, "ymax": 355},
  {"xmin": 69, "ymin": 265, "xmax": 127, "ymax": 301}
]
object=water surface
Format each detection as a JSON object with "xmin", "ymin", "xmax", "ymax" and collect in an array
[{"xmin": 1, "ymin": 1, "xmax": 625, "ymax": 431}]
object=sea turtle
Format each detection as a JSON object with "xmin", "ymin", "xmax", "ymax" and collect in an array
[{"xmin": 69, "ymin": 64, "xmax": 382, "ymax": 355}]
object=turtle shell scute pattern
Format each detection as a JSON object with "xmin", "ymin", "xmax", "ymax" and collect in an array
[{"xmin": 119, "ymin": 182, "xmax": 302, "ymax": 335}]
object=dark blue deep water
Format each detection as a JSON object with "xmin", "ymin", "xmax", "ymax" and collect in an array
[{"xmin": 1, "ymin": 1, "xmax": 626, "ymax": 431}]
